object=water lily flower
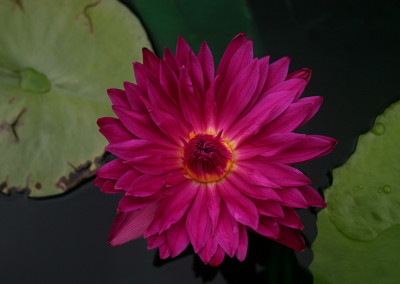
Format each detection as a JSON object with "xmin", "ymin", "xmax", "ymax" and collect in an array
[{"xmin": 94, "ymin": 33, "xmax": 336, "ymax": 266}]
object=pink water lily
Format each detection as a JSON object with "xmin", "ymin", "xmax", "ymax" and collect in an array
[{"xmin": 94, "ymin": 33, "xmax": 336, "ymax": 266}]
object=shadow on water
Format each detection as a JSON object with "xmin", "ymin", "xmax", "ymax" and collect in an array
[{"xmin": 154, "ymin": 232, "xmax": 313, "ymax": 284}]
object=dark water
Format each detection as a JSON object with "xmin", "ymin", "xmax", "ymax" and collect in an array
[{"xmin": 1, "ymin": 0, "xmax": 400, "ymax": 283}]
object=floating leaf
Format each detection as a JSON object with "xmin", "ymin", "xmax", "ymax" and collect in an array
[
  {"xmin": 311, "ymin": 100, "xmax": 400, "ymax": 283},
  {"xmin": 0, "ymin": 0, "xmax": 152, "ymax": 197}
]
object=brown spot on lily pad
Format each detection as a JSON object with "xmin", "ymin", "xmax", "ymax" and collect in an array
[
  {"xmin": 10, "ymin": 0, "xmax": 24, "ymax": 12},
  {"xmin": 10, "ymin": 108, "xmax": 27, "ymax": 143},
  {"xmin": 75, "ymin": 0, "xmax": 102, "ymax": 34},
  {"xmin": 55, "ymin": 152, "xmax": 112, "ymax": 192},
  {"xmin": 0, "ymin": 181, "xmax": 8, "ymax": 191}
]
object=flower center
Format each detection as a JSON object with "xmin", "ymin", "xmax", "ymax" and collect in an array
[{"xmin": 182, "ymin": 132, "xmax": 233, "ymax": 183}]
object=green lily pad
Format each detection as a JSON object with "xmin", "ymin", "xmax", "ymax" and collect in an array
[
  {"xmin": 310, "ymin": 100, "xmax": 400, "ymax": 283},
  {"xmin": 0, "ymin": 0, "xmax": 152, "ymax": 197}
]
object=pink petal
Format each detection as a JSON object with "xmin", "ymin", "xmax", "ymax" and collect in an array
[
  {"xmin": 277, "ymin": 187, "xmax": 308, "ymax": 208},
  {"xmin": 93, "ymin": 176, "xmax": 105, "ymax": 187},
  {"xmin": 215, "ymin": 199, "xmax": 239, "ymax": 258},
  {"xmin": 218, "ymin": 59, "xmax": 259, "ymax": 131},
  {"xmin": 235, "ymin": 137, "xmax": 286, "ymax": 161},
  {"xmin": 178, "ymin": 68, "xmax": 203, "ymax": 131},
  {"xmin": 97, "ymin": 117, "xmax": 135, "ymax": 144},
  {"xmin": 133, "ymin": 62, "xmax": 153, "ymax": 90},
  {"xmin": 114, "ymin": 169, "xmax": 141, "ymax": 190},
  {"xmin": 198, "ymin": 237, "xmax": 218, "ymax": 264},
  {"xmin": 263, "ymin": 78, "xmax": 307, "ymax": 104},
  {"xmin": 141, "ymin": 99, "xmax": 190, "ymax": 145},
  {"xmin": 96, "ymin": 158, "xmax": 131, "ymax": 180},
  {"xmin": 167, "ymin": 217, "xmax": 190, "ymax": 257},
  {"xmin": 216, "ymin": 39, "xmax": 254, "ymax": 109},
  {"xmin": 260, "ymin": 96, "xmax": 323, "ymax": 134},
  {"xmin": 163, "ymin": 47, "xmax": 180, "ymax": 76},
  {"xmin": 146, "ymin": 76, "xmax": 181, "ymax": 118},
  {"xmin": 218, "ymin": 181, "xmax": 259, "ymax": 230},
  {"xmin": 159, "ymin": 243, "xmax": 171, "ymax": 259},
  {"xmin": 117, "ymin": 193, "xmax": 163, "ymax": 212},
  {"xmin": 203, "ymin": 77, "xmax": 218, "ymax": 131},
  {"xmin": 241, "ymin": 133, "xmax": 337, "ymax": 164},
  {"xmin": 228, "ymin": 89, "xmax": 297, "ymax": 144},
  {"xmin": 147, "ymin": 232, "xmax": 166, "ymax": 249},
  {"xmin": 243, "ymin": 55, "xmax": 270, "ymax": 114},
  {"xmin": 128, "ymin": 155, "xmax": 181, "ymax": 175},
  {"xmin": 176, "ymin": 36, "xmax": 192, "ymax": 65},
  {"xmin": 127, "ymin": 171, "xmax": 183, "ymax": 197},
  {"xmin": 298, "ymin": 185, "xmax": 327, "ymax": 207},
  {"xmin": 262, "ymin": 56, "xmax": 290, "ymax": 92},
  {"xmin": 187, "ymin": 51, "xmax": 204, "ymax": 95},
  {"xmin": 233, "ymin": 164, "xmax": 281, "ymax": 188},
  {"xmin": 226, "ymin": 173, "xmax": 282, "ymax": 201},
  {"xmin": 265, "ymin": 77, "xmax": 307, "ymax": 94},
  {"xmin": 186, "ymin": 188, "xmax": 212, "ymax": 253},
  {"xmin": 112, "ymin": 105, "xmax": 172, "ymax": 146},
  {"xmin": 216, "ymin": 33, "xmax": 247, "ymax": 82},
  {"xmin": 275, "ymin": 225, "xmax": 305, "ymax": 252},
  {"xmin": 286, "ymin": 68, "xmax": 312, "ymax": 100},
  {"xmin": 254, "ymin": 56, "xmax": 270, "ymax": 96},
  {"xmin": 145, "ymin": 180, "xmax": 199, "ymax": 236},
  {"xmin": 142, "ymin": 48, "xmax": 160, "ymax": 77},
  {"xmin": 96, "ymin": 179, "xmax": 123, "ymax": 194},
  {"xmin": 277, "ymin": 207, "xmax": 304, "ymax": 229},
  {"xmin": 209, "ymin": 246, "xmax": 226, "ymax": 267},
  {"xmin": 238, "ymin": 132, "xmax": 317, "ymax": 161},
  {"xmin": 159, "ymin": 60, "xmax": 180, "ymax": 103},
  {"xmin": 239, "ymin": 159, "xmax": 311, "ymax": 186},
  {"xmin": 251, "ymin": 199, "xmax": 284, "ymax": 218},
  {"xmin": 286, "ymin": 68, "xmax": 312, "ymax": 82},
  {"xmin": 236, "ymin": 224, "xmax": 248, "ymax": 262},
  {"xmin": 197, "ymin": 41, "xmax": 215, "ymax": 90},
  {"xmin": 107, "ymin": 88, "xmax": 129, "ymax": 108},
  {"xmin": 255, "ymin": 215, "xmax": 280, "ymax": 239},
  {"xmin": 123, "ymin": 81, "xmax": 147, "ymax": 113},
  {"xmin": 206, "ymin": 184, "xmax": 221, "ymax": 233},
  {"xmin": 106, "ymin": 139, "xmax": 176, "ymax": 161},
  {"xmin": 108, "ymin": 204, "xmax": 157, "ymax": 246},
  {"xmin": 261, "ymin": 134, "xmax": 337, "ymax": 164}
]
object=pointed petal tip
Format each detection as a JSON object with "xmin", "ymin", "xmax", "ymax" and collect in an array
[
  {"xmin": 142, "ymin": 47, "xmax": 151, "ymax": 54},
  {"xmin": 287, "ymin": 68, "xmax": 312, "ymax": 82},
  {"xmin": 200, "ymin": 40, "xmax": 209, "ymax": 49},
  {"xmin": 235, "ymin": 32, "xmax": 246, "ymax": 39},
  {"xmin": 107, "ymin": 237, "xmax": 121, "ymax": 247},
  {"xmin": 97, "ymin": 117, "xmax": 107, "ymax": 127}
]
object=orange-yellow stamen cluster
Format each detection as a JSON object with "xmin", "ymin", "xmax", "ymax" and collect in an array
[{"xmin": 182, "ymin": 132, "xmax": 233, "ymax": 183}]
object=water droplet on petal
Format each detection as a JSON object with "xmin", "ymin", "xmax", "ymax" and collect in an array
[{"xmin": 372, "ymin": 122, "xmax": 385, "ymax": 135}]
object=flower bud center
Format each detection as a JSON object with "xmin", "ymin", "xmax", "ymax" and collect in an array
[{"xmin": 182, "ymin": 132, "xmax": 233, "ymax": 183}]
